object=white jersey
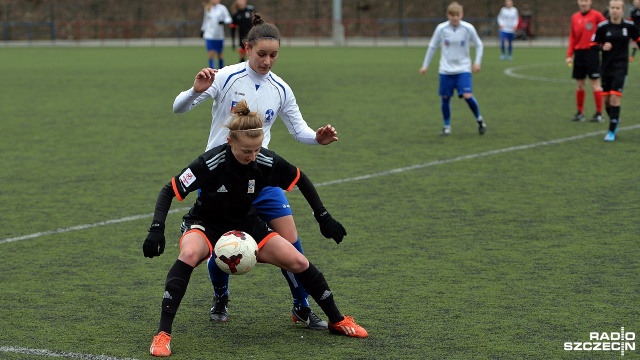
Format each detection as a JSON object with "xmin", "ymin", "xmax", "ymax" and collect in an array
[
  {"xmin": 422, "ymin": 20, "xmax": 484, "ymax": 75},
  {"xmin": 201, "ymin": 4, "xmax": 232, "ymax": 40},
  {"xmin": 497, "ymin": 7, "xmax": 519, "ymax": 33},
  {"xmin": 173, "ymin": 62, "xmax": 318, "ymax": 151}
]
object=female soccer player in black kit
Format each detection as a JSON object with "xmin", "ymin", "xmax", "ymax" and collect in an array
[
  {"xmin": 144, "ymin": 100, "xmax": 367, "ymax": 357},
  {"xmin": 590, "ymin": 0, "xmax": 640, "ymax": 141},
  {"xmin": 229, "ymin": 0, "xmax": 254, "ymax": 62}
]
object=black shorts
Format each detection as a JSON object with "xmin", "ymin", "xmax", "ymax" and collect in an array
[
  {"xmin": 572, "ymin": 49, "xmax": 601, "ymax": 80},
  {"xmin": 601, "ymin": 68, "xmax": 627, "ymax": 95},
  {"xmin": 181, "ymin": 211, "xmax": 275, "ymax": 251}
]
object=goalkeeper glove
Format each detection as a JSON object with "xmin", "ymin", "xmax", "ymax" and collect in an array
[
  {"xmin": 314, "ymin": 208, "xmax": 347, "ymax": 244},
  {"xmin": 143, "ymin": 222, "xmax": 166, "ymax": 258}
]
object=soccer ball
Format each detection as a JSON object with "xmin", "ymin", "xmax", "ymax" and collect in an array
[{"xmin": 213, "ymin": 230, "xmax": 258, "ymax": 275}]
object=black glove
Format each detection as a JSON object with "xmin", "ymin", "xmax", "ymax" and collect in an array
[
  {"xmin": 143, "ymin": 222, "xmax": 166, "ymax": 258},
  {"xmin": 314, "ymin": 208, "xmax": 347, "ymax": 244},
  {"xmin": 218, "ymin": 21, "xmax": 225, "ymax": 25},
  {"xmin": 200, "ymin": 30, "xmax": 204, "ymax": 38}
]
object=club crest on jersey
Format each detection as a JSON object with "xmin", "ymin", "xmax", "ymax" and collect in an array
[
  {"xmin": 264, "ymin": 109, "xmax": 275, "ymax": 124},
  {"xmin": 179, "ymin": 168, "xmax": 196, "ymax": 188},
  {"xmin": 586, "ymin": 22, "xmax": 593, "ymax": 31},
  {"xmin": 444, "ymin": 40, "xmax": 450, "ymax": 47},
  {"xmin": 230, "ymin": 100, "xmax": 238, "ymax": 114},
  {"xmin": 247, "ymin": 179, "xmax": 255, "ymax": 193},
  {"xmin": 623, "ymin": 28, "xmax": 628, "ymax": 37}
]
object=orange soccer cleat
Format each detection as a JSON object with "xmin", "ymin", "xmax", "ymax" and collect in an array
[
  {"xmin": 328, "ymin": 315, "xmax": 369, "ymax": 338},
  {"xmin": 150, "ymin": 331, "xmax": 172, "ymax": 357}
]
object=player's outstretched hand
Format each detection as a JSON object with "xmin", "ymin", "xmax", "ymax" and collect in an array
[
  {"xmin": 315, "ymin": 124, "xmax": 339, "ymax": 145},
  {"xmin": 472, "ymin": 64, "xmax": 481, "ymax": 73},
  {"xmin": 143, "ymin": 222, "xmax": 166, "ymax": 258},
  {"xmin": 193, "ymin": 68, "xmax": 217, "ymax": 93},
  {"xmin": 314, "ymin": 208, "xmax": 347, "ymax": 244},
  {"xmin": 419, "ymin": 66, "xmax": 428, "ymax": 75}
]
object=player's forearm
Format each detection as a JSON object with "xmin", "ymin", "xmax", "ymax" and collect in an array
[
  {"xmin": 173, "ymin": 88, "xmax": 202, "ymax": 113},
  {"xmin": 295, "ymin": 172, "xmax": 325, "ymax": 214},
  {"xmin": 152, "ymin": 183, "xmax": 175, "ymax": 225}
]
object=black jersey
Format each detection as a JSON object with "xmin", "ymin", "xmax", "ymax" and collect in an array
[
  {"xmin": 170, "ymin": 144, "xmax": 299, "ymax": 226},
  {"xmin": 232, "ymin": 4, "xmax": 255, "ymax": 43},
  {"xmin": 592, "ymin": 19, "xmax": 640, "ymax": 74},
  {"xmin": 630, "ymin": 7, "xmax": 640, "ymax": 27}
]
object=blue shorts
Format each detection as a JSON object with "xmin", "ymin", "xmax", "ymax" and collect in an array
[
  {"xmin": 500, "ymin": 31, "xmax": 515, "ymax": 42},
  {"xmin": 439, "ymin": 72, "xmax": 473, "ymax": 98},
  {"xmin": 252, "ymin": 186, "xmax": 293, "ymax": 223},
  {"xmin": 205, "ymin": 39, "xmax": 224, "ymax": 53}
]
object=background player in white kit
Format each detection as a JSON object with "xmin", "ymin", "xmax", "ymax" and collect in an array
[
  {"xmin": 497, "ymin": 0, "xmax": 519, "ymax": 61},
  {"xmin": 174, "ymin": 13, "xmax": 338, "ymax": 330},
  {"xmin": 200, "ymin": 0, "xmax": 232, "ymax": 69},
  {"xmin": 419, "ymin": 1, "xmax": 486, "ymax": 136}
]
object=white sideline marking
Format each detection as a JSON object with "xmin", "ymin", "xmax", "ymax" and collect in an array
[
  {"xmin": 1, "ymin": 126, "xmax": 638, "ymax": 246},
  {"xmin": 0, "ymin": 346, "xmax": 140, "ymax": 360}
]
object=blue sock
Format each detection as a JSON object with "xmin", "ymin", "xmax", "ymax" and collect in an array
[
  {"xmin": 465, "ymin": 96, "xmax": 481, "ymax": 119},
  {"xmin": 508, "ymin": 41, "xmax": 513, "ymax": 56},
  {"xmin": 208, "ymin": 59, "xmax": 214, "ymax": 69},
  {"xmin": 441, "ymin": 97, "xmax": 451, "ymax": 126},
  {"xmin": 218, "ymin": 59, "xmax": 224, "ymax": 69},
  {"xmin": 207, "ymin": 256, "xmax": 229, "ymax": 297},
  {"xmin": 281, "ymin": 239, "xmax": 310, "ymax": 308}
]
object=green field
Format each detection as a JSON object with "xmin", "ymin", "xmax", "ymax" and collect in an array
[{"xmin": 0, "ymin": 45, "xmax": 639, "ymax": 359}]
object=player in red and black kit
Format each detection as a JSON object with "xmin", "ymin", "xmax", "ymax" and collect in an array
[
  {"xmin": 566, "ymin": 0, "xmax": 606, "ymax": 122},
  {"xmin": 229, "ymin": 0, "xmax": 255, "ymax": 63},
  {"xmin": 590, "ymin": 0, "xmax": 640, "ymax": 141},
  {"xmin": 628, "ymin": 0, "xmax": 640, "ymax": 60}
]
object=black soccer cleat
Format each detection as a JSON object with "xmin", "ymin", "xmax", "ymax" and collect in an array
[
  {"xmin": 291, "ymin": 306, "xmax": 328, "ymax": 330},
  {"xmin": 571, "ymin": 112, "xmax": 586, "ymax": 122},
  {"xmin": 589, "ymin": 112, "xmax": 604, "ymax": 123},
  {"xmin": 210, "ymin": 294, "xmax": 229, "ymax": 322},
  {"xmin": 478, "ymin": 120, "xmax": 486, "ymax": 135}
]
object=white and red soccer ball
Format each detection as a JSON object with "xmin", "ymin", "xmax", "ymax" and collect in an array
[{"xmin": 213, "ymin": 231, "xmax": 258, "ymax": 275}]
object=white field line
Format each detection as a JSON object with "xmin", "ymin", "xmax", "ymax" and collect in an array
[
  {"xmin": 1, "ymin": 126, "xmax": 638, "ymax": 246},
  {"xmin": 0, "ymin": 346, "xmax": 140, "ymax": 360}
]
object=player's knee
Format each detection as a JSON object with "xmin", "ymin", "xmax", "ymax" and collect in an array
[
  {"xmin": 287, "ymin": 254, "xmax": 310, "ymax": 273},
  {"xmin": 178, "ymin": 247, "xmax": 208, "ymax": 266}
]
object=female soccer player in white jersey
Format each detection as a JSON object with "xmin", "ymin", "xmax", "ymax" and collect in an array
[
  {"xmin": 497, "ymin": 0, "xmax": 519, "ymax": 61},
  {"xmin": 419, "ymin": 1, "xmax": 486, "ymax": 136},
  {"xmin": 200, "ymin": 0, "xmax": 232, "ymax": 69},
  {"xmin": 173, "ymin": 13, "xmax": 338, "ymax": 330}
]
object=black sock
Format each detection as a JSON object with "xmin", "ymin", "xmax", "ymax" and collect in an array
[
  {"xmin": 633, "ymin": 48, "xmax": 637, "ymax": 57},
  {"xmin": 609, "ymin": 106, "xmax": 620, "ymax": 132},
  {"xmin": 158, "ymin": 259, "xmax": 194, "ymax": 334},
  {"xmin": 294, "ymin": 263, "xmax": 343, "ymax": 324},
  {"xmin": 605, "ymin": 106, "xmax": 612, "ymax": 118}
]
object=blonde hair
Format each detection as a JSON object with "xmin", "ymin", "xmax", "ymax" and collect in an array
[
  {"xmin": 447, "ymin": 1, "xmax": 463, "ymax": 15},
  {"xmin": 225, "ymin": 100, "xmax": 264, "ymax": 141}
]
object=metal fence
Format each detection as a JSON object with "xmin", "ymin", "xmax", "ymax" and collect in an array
[{"xmin": 1, "ymin": 16, "xmax": 568, "ymax": 45}]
